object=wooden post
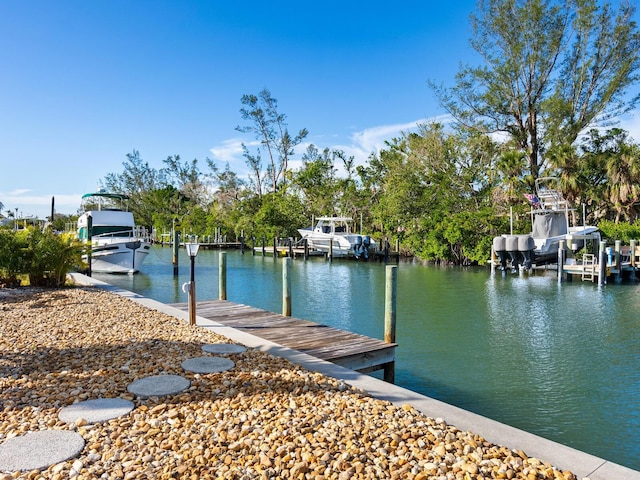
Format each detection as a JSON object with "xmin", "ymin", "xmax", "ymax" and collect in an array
[
  {"xmin": 274, "ymin": 237, "xmax": 278, "ymax": 259},
  {"xmin": 86, "ymin": 214, "xmax": 92, "ymax": 277},
  {"xmin": 598, "ymin": 241, "xmax": 607, "ymax": 286},
  {"xmin": 240, "ymin": 236, "xmax": 245, "ymax": 255},
  {"xmin": 288, "ymin": 238, "xmax": 293, "ymax": 258},
  {"xmin": 282, "ymin": 257, "xmax": 292, "ymax": 316},
  {"xmin": 615, "ymin": 240, "xmax": 622, "ymax": 283},
  {"xmin": 630, "ymin": 239, "xmax": 637, "ymax": 281},
  {"xmin": 328, "ymin": 239, "xmax": 333, "ymax": 262},
  {"xmin": 252, "ymin": 236, "xmax": 256, "ymax": 256},
  {"xmin": 172, "ymin": 230, "xmax": 179, "ymax": 276},
  {"xmin": 557, "ymin": 240, "xmax": 565, "ymax": 283},
  {"xmin": 262, "ymin": 237, "xmax": 265, "ymax": 256},
  {"xmin": 219, "ymin": 251, "xmax": 227, "ymax": 300},
  {"xmin": 188, "ymin": 281, "xmax": 196, "ymax": 326},
  {"xmin": 384, "ymin": 265, "xmax": 397, "ymax": 383},
  {"xmin": 304, "ymin": 238, "xmax": 309, "ymax": 260}
]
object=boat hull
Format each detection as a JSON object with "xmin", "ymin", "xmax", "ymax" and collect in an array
[
  {"xmin": 86, "ymin": 240, "xmax": 151, "ymax": 274},
  {"xmin": 298, "ymin": 230, "xmax": 375, "ymax": 258}
]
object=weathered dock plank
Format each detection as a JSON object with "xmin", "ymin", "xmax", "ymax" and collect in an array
[{"xmin": 169, "ymin": 299, "xmax": 396, "ymax": 377}]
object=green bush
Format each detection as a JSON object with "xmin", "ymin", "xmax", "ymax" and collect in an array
[
  {"xmin": 0, "ymin": 228, "xmax": 85, "ymax": 287},
  {"xmin": 0, "ymin": 229, "xmax": 25, "ymax": 286},
  {"xmin": 597, "ymin": 220, "xmax": 640, "ymax": 243}
]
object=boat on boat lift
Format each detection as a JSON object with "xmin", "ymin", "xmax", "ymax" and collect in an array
[{"xmin": 492, "ymin": 177, "xmax": 600, "ymax": 271}]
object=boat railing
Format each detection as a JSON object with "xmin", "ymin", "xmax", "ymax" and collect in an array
[{"xmin": 92, "ymin": 226, "xmax": 150, "ymax": 241}]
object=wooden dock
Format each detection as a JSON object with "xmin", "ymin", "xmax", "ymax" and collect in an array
[{"xmin": 170, "ymin": 299, "xmax": 397, "ymax": 381}]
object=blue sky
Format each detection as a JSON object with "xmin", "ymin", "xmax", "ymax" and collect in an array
[{"xmin": 1, "ymin": 1, "xmax": 639, "ymax": 219}]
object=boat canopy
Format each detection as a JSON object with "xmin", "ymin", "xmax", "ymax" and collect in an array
[
  {"xmin": 81, "ymin": 192, "xmax": 130, "ymax": 201},
  {"xmin": 81, "ymin": 192, "xmax": 130, "ymax": 212}
]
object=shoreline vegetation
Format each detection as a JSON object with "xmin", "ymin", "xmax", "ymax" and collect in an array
[{"xmin": 0, "ymin": 287, "xmax": 579, "ymax": 479}]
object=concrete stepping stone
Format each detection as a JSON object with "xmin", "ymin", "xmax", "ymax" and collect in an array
[
  {"xmin": 181, "ymin": 356, "xmax": 235, "ymax": 374},
  {"xmin": 202, "ymin": 343, "xmax": 247, "ymax": 354},
  {"xmin": 0, "ymin": 430, "xmax": 85, "ymax": 472},
  {"xmin": 127, "ymin": 374, "xmax": 191, "ymax": 398},
  {"xmin": 59, "ymin": 398, "xmax": 134, "ymax": 424}
]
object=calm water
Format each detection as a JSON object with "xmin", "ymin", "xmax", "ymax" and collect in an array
[{"xmin": 94, "ymin": 246, "xmax": 640, "ymax": 471}]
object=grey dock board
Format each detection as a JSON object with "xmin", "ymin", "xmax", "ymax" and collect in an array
[{"xmin": 169, "ymin": 299, "xmax": 396, "ymax": 372}]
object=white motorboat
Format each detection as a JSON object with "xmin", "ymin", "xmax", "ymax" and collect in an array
[
  {"xmin": 297, "ymin": 216, "xmax": 376, "ymax": 258},
  {"xmin": 492, "ymin": 177, "xmax": 600, "ymax": 270},
  {"xmin": 77, "ymin": 192, "xmax": 151, "ymax": 274}
]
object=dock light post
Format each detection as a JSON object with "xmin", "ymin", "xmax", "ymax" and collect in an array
[{"xmin": 185, "ymin": 240, "xmax": 200, "ymax": 326}]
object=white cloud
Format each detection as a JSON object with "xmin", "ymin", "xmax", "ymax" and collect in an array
[
  {"xmin": 207, "ymin": 117, "xmax": 453, "ymax": 180},
  {"xmin": 209, "ymin": 138, "xmax": 245, "ymax": 163},
  {"xmin": 619, "ymin": 112, "xmax": 640, "ymax": 142}
]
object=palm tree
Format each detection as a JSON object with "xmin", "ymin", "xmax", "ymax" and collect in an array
[
  {"xmin": 493, "ymin": 150, "xmax": 527, "ymax": 209},
  {"xmin": 606, "ymin": 140, "xmax": 640, "ymax": 223}
]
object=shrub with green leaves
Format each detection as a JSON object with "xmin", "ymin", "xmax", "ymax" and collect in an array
[
  {"xmin": 0, "ymin": 229, "xmax": 25, "ymax": 287},
  {"xmin": 598, "ymin": 220, "xmax": 640, "ymax": 244},
  {"xmin": 0, "ymin": 228, "xmax": 85, "ymax": 287}
]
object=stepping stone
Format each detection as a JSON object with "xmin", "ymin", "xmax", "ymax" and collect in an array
[
  {"xmin": 0, "ymin": 430, "xmax": 85, "ymax": 472},
  {"xmin": 182, "ymin": 356, "xmax": 235, "ymax": 374},
  {"xmin": 127, "ymin": 374, "xmax": 191, "ymax": 398},
  {"xmin": 202, "ymin": 343, "xmax": 247, "ymax": 354},
  {"xmin": 59, "ymin": 398, "xmax": 134, "ymax": 424}
]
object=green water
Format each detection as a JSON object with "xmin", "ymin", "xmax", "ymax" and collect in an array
[{"xmin": 95, "ymin": 246, "xmax": 640, "ymax": 470}]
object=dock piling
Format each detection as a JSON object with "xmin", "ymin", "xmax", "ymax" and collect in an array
[
  {"xmin": 282, "ymin": 257, "xmax": 292, "ymax": 316},
  {"xmin": 172, "ymin": 230, "xmax": 179, "ymax": 276},
  {"xmin": 615, "ymin": 240, "xmax": 622, "ymax": 283},
  {"xmin": 598, "ymin": 241, "xmax": 607, "ymax": 285},
  {"xmin": 557, "ymin": 240, "xmax": 565, "ymax": 283},
  {"xmin": 219, "ymin": 252, "xmax": 227, "ymax": 300},
  {"xmin": 87, "ymin": 214, "xmax": 92, "ymax": 277},
  {"xmin": 384, "ymin": 265, "xmax": 397, "ymax": 383}
]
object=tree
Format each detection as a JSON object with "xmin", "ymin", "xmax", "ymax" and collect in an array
[
  {"xmin": 236, "ymin": 89, "xmax": 308, "ymax": 196},
  {"xmin": 579, "ymin": 128, "xmax": 640, "ymax": 222},
  {"xmin": 162, "ymin": 155, "xmax": 210, "ymax": 206},
  {"xmin": 103, "ymin": 150, "xmax": 164, "ymax": 228},
  {"xmin": 431, "ymin": 0, "xmax": 640, "ymax": 182},
  {"xmin": 292, "ymin": 144, "xmax": 338, "ymax": 217}
]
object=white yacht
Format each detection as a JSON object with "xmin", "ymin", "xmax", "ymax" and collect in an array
[
  {"xmin": 297, "ymin": 216, "xmax": 376, "ymax": 259},
  {"xmin": 77, "ymin": 192, "xmax": 151, "ymax": 274}
]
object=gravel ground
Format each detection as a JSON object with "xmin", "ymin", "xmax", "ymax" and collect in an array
[{"xmin": 0, "ymin": 287, "xmax": 580, "ymax": 479}]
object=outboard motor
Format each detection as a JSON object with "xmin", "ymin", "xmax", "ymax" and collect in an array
[
  {"xmin": 354, "ymin": 235, "xmax": 363, "ymax": 259},
  {"xmin": 493, "ymin": 236, "xmax": 508, "ymax": 270},
  {"xmin": 505, "ymin": 235, "xmax": 520, "ymax": 272},
  {"xmin": 518, "ymin": 235, "xmax": 535, "ymax": 270},
  {"xmin": 362, "ymin": 236, "xmax": 371, "ymax": 259}
]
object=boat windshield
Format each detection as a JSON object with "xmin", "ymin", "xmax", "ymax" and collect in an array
[{"xmin": 92, "ymin": 225, "xmax": 134, "ymax": 237}]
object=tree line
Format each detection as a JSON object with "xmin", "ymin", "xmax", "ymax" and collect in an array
[{"xmin": 96, "ymin": 0, "xmax": 640, "ymax": 264}]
